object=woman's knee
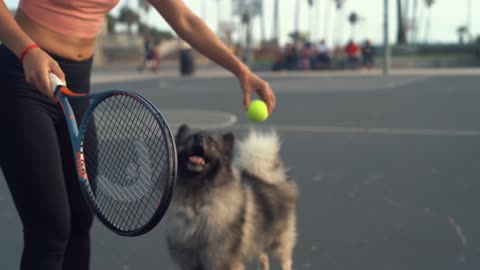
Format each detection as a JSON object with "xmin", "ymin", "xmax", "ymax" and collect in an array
[
  {"xmin": 70, "ymin": 210, "xmax": 94, "ymax": 238},
  {"xmin": 23, "ymin": 221, "xmax": 71, "ymax": 255}
]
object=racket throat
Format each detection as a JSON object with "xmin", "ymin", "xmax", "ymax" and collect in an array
[{"xmin": 76, "ymin": 151, "xmax": 88, "ymax": 181}]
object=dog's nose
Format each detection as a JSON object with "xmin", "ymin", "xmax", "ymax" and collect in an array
[{"xmin": 193, "ymin": 133, "xmax": 205, "ymax": 144}]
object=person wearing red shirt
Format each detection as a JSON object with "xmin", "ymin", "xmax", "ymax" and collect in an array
[{"xmin": 344, "ymin": 39, "xmax": 361, "ymax": 69}]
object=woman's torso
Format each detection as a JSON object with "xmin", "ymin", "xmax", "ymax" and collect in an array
[
  {"xmin": 16, "ymin": 10, "xmax": 94, "ymax": 61},
  {"xmin": 15, "ymin": 0, "xmax": 117, "ymax": 61}
]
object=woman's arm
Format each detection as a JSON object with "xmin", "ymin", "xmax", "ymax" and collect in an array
[
  {"xmin": 148, "ymin": 0, "xmax": 276, "ymax": 113},
  {"xmin": 0, "ymin": 1, "xmax": 35, "ymax": 57},
  {"xmin": 0, "ymin": 2, "xmax": 64, "ymax": 100}
]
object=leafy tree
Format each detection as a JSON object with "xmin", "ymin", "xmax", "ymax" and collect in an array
[
  {"xmin": 105, "ymin": 14, "xmax": 116, "ymax": 34},
  {"xmin": 457, "ymin": 25, "xmax": 468, "ymax": 44},
  {"xmin": 118, "ymin": 6, "xmax": 139, "ymax": 35},
  {"xmin": 348, "ymin": 12, "xmax": 359, "ymax": 39}
]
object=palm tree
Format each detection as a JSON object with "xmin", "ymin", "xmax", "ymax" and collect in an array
[
  {"xmin": 105, "ymin": 14, "xmax": 117, "ymax": 34},
  {"xmin": 411, "ymin": 0, "xmax": 419, "ymax": 43},
  {"xmin": 312, "ymin": 0, "xmax": 322, "ymax": 41},
  {"xmin": 241, "ymin": 9, "xmax": 253, "ymax": 64},
  {"xmin": 397, "ymin": 0, "xmax": 407, "ymax": 44},
  {"xmin": 138, "ymin": 0, "xmax": 150, "ymax": 13},
  {"xmin": 118, "ymin": 6, "xmax": 139, "ymax": 35},
  {"xmin": 466, "ymin": 0, "xmax": 472, "ymax": 43},
  {"xmin": 137, "ymin": 0, "xmax": 150, "ymax": 34},
  {"xmin": 323, "ymin": 0, "xmax": 332, "ymax": 42},
  {"xmin": 348, "ymin": 12, "xmax": 359, "ymax": 40},
  {"xmin": 334, "ymin": 0, "xmax": 346, "ymax": 10},
  {"xmin": 424, "ymin": 0, "xmax": 434, "ymax": 43},
  {"xmin": 294, "ymin": 0, "xmax": 301, "ymax": 35},
  {"xmin": 457, "ymin": 26, "xmax": 468, "ymax": 44},
  {"xmin": 467, "ymin": 0, "xmax": 472, "ymax": 34},
  {"xmin": 333, "ymin": 0, "xmax": 346, "ymax": 44},
  {"xmin": 308, "ymin": 0, "xmax": 317, "ymax": 41},
  {"xmin": 258, "ymin": 0, "xmax": 266, "ymax": 41},
  {"xmin": 272, "ymin": 0, "xmax": 279, "ymax": 42}
]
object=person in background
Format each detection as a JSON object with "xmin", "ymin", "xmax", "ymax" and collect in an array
[
  {"xmin": 137, "ymin": 31, "xmax": 157, "ymax": 72},
  {"xmin": 361, "ymin": 39, "xmax": 375, "ymax": 70},
  {"xmin": 344, "ymin": 39, "xmax": 361, "ymax": 69},
  {"xmin": 299, "ymin": 42, "xmax": 314, "ymax": 70},
  {"xmin": 316, "ymin": 39, "xmax": 331, "ymax": 68},
  {"xmin": 285, "ymin": 43, "xmax": 299, "ymax": 71}
]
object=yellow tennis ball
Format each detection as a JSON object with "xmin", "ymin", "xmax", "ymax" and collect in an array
[{"xmin": 247, "ymin": 99, "xmax": 269, "ymax": 122}]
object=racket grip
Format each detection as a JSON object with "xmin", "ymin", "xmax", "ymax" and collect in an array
[{"xmin": 49, "ymin": 72, "xmax": 66, "ymax": 94}]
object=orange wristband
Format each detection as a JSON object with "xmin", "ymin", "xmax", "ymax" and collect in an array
[{"xmin": 19, "ymin": 44, "xmax": 40, "ymax": 62}]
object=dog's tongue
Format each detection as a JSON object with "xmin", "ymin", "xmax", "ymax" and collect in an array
[{"xmin": 189, "ymin": 156, "xmax": 205, "ymax": 165}]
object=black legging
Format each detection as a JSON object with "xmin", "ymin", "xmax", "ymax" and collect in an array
[{"xmin": 0, "ymin": 44, "xmax": 94, "ymax": 270}]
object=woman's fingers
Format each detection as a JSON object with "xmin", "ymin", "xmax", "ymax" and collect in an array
[
  {"xmin": 243, "ymin": 85, "xmax": 252, "ymax": 111},
  {"xmin": 258, "ymin": 82, "xmax": 276, "ymax": 114},
  {"xmin": 49, "ymin": 61, "xmax": 65, "ymax": 82},
  {"xmin": 240, "ymin": 73, "xmax": 276, "ymax": 114},
  {"xmin": 22, "ymin": 49, "xmax": 64, "ymax": 101}
]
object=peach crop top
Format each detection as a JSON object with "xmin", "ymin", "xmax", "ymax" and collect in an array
[{"xmin": 19, "ymin": 0, "xmax": 120, "ymax": 38}]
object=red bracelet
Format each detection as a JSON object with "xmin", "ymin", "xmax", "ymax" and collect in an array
[{"xmin": 19, "ymin": 44, "xmax": 40, "ymax": 62}]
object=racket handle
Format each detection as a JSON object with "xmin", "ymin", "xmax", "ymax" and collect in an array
[{"xmin": 49, "ymin": 72, "xmax": 66, "ymax": 94}]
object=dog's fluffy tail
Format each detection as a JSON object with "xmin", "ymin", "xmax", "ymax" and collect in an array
[{"xmin": 234, "ymin": 129, "xmax": 287, "ymax": 184}]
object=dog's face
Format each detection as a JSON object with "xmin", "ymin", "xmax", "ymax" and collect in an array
[{"xmin": 175, "ymin": 124, "xmax": 234, "ymax": 178}]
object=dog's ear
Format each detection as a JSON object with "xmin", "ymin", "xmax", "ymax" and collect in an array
[
  {"xmin": 222, "ymin": 133, "xmax": 235, "ymax": 158},
  {"xmin": 175, "ymin": 124, "xmax": 190, "ymax": 143}
]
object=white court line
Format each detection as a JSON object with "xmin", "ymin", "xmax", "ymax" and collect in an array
[
  {"xmin": 91, "ymin": 68, "xmax": 480, "ymax": 84},
  {"xmin": 231, "ymin": 124, "xmax": 480, "ymax": 136}
]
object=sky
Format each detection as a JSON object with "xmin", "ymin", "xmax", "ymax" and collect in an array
[{"xmin": 5, "ymin": 0, "xmax": 479, "ymax": 47}]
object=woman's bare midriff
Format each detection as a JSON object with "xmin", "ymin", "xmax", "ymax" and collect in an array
[{"xmin": 15, "ymin": 9, "xmax": 96, "ymax": 61}]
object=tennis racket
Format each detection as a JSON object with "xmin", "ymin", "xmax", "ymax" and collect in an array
[{"xmin": 49, "ymin": 73, "xmax": 177, "ymax": 237}]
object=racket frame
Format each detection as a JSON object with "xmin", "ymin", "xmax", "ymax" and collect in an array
[{"xmin": 49, "ymin": 73, "xmax": 177, "ymax": 236}]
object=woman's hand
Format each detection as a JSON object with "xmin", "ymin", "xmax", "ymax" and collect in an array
[
  {"xmin": 22, "ymin": 48, "xmax": 65, "ymax": 101},
  {"xmin": 238, "ymin": 71, "xmax": 276, "ymax": 114}
]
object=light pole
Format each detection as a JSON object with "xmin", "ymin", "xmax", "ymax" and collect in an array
[
  {"xmin": 467, "ymin": 0, "xmax": 472, "ymax": 41},
  {"xmin": 295, "ymin": 0, "xmax": 300, "ymax": 35},
  {"xmin": 272, "ymin": 0, "xmax": 279, "ymax": 43},
  {"xmin": 201, "ymin": 1, "xmax": 207, "ymax": 21},
  {"xmin": 216, "ymin": 0, "xmax": 221, "ymax": 34}
]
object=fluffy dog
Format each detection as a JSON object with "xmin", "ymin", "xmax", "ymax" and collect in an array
[{"xmin": 166, "ymin": 124, "xmax": 298, "ymax": 270}]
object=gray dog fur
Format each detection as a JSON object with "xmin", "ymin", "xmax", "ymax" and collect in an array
[{"xmin": 166, "ymin": 125, "xmax": 298, "ymax": 270}]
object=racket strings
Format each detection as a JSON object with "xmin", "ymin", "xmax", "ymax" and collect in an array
[
  {"xmin": 106, "ymin": 96, "xmax": 166, "ymax": 227},
  {"xmin": 82, "ymin": 94, "xmax": 171, "ymax": 232},
  {"xmin": 91, "ymin": 108, "xmax": 163, "ymax": 228}
]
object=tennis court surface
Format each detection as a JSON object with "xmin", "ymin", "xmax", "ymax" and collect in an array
[{"xmin": 1, "ymin": 68, "xmax": 480, "ymax": 269}]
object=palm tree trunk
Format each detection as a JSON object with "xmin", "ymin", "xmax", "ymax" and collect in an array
[
  {"xmin": 411, "ymin": 0, "xmax": 418, "ymax": 43},
  {"xmin": 272, "ymin": 0, "xmax": 279, "ymax": 43},
  {"xmin": 335, "ymin": 8, "xmax": 343, "ymax": 44},
  {"xmin": 314, "ymin": 0, "xmax": 323, "ymax": 41},
  {"xmin": 404, "ymin": 0, "xmax": 410, "ymax": 40},
  {"xmin": 424, "ymin": 8, "xmax": 431, "ymax": 43},
  {"xmin": 383, "ymin": 0, "xmax": 391, "ymax": 75},
  {"xmin": 260, "ymin": 1, "xmax": 266, "ymax": 42},
  {"xmin": 295, "ymin": 0, "xmax": 300, "ymax": 35},
  {"xmin": 324, "ymin": 1, "xmax": 331, "ymax": 41},
  {"xmin": 467, "ymin": 0, "xmax": 472, "ymax": 42},
  {"xmin": 309, "ymin": 1, "xmax": 315, "ymax": 40},
  {"xmin": 201, "ymin": 1, "xmax": 207, "ymax": 21},
  {"xmin": 397, "ymin": 0, "xmax": 407, "ymax": 44},
  {"xmin": 216, "ymin": 0, "xmax": 221, "ymax": 34}
]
